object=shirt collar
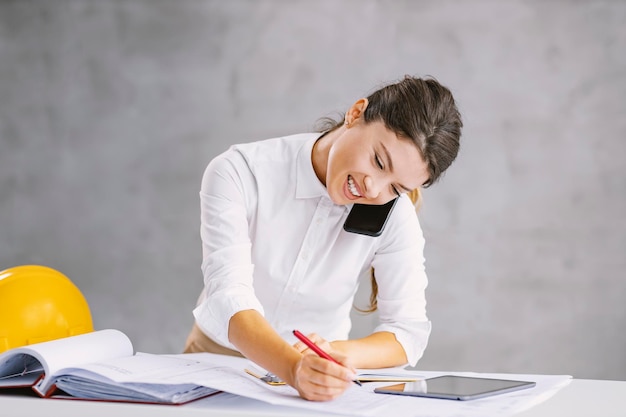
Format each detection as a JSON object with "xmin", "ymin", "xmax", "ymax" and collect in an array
[{"xmin": 295, "ymin": 134, "xmax": 329, "ymax": 199}]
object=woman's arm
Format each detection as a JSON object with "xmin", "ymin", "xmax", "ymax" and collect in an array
[
  {"xmin": 293, "ymin": 331, "xmax": 408, "ymax": 369},
  {"xmin": 228, "ymin": 309, "xmax": 357, "ymax": 401},
  {"xmin": 196, "ymin": 150, "xmax": 357, "ymax": 401},
  {"xmin": 330, "ymin": 331, "xmax": 408, "ymax": 368}
]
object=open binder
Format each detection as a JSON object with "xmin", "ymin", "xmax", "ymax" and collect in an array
[{"xmin": 0, "ymin": 329, "xmax": 218, "ymax": 404}]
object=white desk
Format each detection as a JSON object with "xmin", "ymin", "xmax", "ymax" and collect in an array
[
  {"xmin": 515, "ymin": 379, "xmax": 626, "ymax": 417},
  {"xmin": 2, "ymin": 379, "xmax": 626, "ymax": 417}
]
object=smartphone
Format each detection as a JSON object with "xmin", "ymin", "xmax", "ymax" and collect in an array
[
  {"xmin": 343, "ymin": 198, "xmax": 398, "ymax": 237},
  {"xmin": 374, "ymin": 375, "xmax": 536, "ymax": 401}
]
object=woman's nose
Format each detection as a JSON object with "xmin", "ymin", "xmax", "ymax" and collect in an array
[{"xmin": 363, "ymin": 175, "xmax": 382, "ymax": 199}]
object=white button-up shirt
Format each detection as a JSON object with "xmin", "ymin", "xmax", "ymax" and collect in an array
[{"xmin": 193, "ymin": 133, "xmax": 431, "ymax": 366}]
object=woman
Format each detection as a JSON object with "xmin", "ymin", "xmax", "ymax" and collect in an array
[{"xmin": 184, "ymin": 75, "xmax": 463, "ymax": 401}]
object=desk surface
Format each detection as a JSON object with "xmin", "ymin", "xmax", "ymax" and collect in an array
[
  {"xmin": 515, "ymin": 379, "xmax": 626, "ymax": 417},
  {"xmin": 2, "ymin": 379, "xmax": 626, "ymax": 417}
]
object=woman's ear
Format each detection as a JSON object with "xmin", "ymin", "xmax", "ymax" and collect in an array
[{"xmin": 344, "ymin": 98, "xmax": 369, "ymax": 127}]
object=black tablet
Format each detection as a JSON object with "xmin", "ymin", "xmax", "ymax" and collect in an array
[{"xmin": 374, "ymin": 375, "xmax": 536, "ymax": 401}]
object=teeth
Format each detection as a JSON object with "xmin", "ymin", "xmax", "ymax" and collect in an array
[{"xmin": 348, "ymin": 175, "xmax": 361, "ymax": 197}]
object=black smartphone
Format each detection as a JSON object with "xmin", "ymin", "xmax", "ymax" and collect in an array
[{"xmin": 343, "ymin": 198, "xmax": 398, "ymax": 237}]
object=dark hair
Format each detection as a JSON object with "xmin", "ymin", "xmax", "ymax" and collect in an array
[
  {"xmin": 317, "ymin": 76, "xmax": 463, "ymax": 313},
  {"xmin": 316, "ymin": 75, "xmax": 463, "ymax": 187}
]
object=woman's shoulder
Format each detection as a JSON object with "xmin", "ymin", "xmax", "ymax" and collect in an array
[
  {"xmin": 392, "ymin": 194, "xmax": 419, "ymax": 218},
  {"xmin": 382, "ymin": 194, "xmax": 423, "ymax": 237},
  {"xmin": 230, "ymin": 133, "xmax": 318, "ymax": 161},
  {"xmin": 205, "ymin": 132, "xmax": 318, "ymax": 178}
]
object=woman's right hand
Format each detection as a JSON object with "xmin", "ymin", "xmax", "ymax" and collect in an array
[{"xmin": 290, "ymin": 349, "xmax": 357, "ymax": 401}]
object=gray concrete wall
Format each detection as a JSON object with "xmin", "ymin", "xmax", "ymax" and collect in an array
[{"xmin": 1, "ymin": 1, "xmax": 624, "ymax": 380}]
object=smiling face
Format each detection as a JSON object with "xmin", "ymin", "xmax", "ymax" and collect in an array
[{"xmin": 312, "ymin": 99, "xmax": 430, "ymax": 206}]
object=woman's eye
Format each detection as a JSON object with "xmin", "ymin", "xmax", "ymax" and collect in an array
[{"xmin": 375, "ymin": 154, "xmax": 384, "ymax": 169}]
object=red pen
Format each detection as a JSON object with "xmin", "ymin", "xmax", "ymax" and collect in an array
[{"xmin": 293, "ymin": 329, "xmax": 362, "ymax": 386}]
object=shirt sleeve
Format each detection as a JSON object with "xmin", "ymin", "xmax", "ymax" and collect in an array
[
  {"xmin": 192, "ymin": 149, "xmax": 265, "ymax": 349},
  {"xmin": 371, "ymin": 196, "xmax": 432, "ymax": 366}
]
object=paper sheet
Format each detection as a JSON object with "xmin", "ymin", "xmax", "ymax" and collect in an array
[{"xmin": 167, "ymin": 353, "xmax": 573, "ymax": 417}]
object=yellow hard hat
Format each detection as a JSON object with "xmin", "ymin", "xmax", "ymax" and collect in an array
[{"xmin": 0, "ymin": 265, "xmax": 94, "ymax": 353}]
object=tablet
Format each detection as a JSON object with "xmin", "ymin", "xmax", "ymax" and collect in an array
[{"xmin": 374, "ymin": 375, "xmax": 536, "ymax": 401}]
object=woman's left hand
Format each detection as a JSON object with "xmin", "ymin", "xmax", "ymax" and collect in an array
[{"xmin": 293, "ymin": 332, "xmax": 334, "ymax": 356}]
